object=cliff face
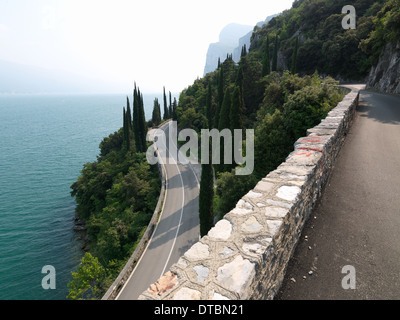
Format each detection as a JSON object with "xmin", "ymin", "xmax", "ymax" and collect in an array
[
  {"xmin": 203, "ymin": 15, "xmax": 278, "ymax": 76},
  {"xmin": 203, "ymin": 23, "xmax": 253, "ymax": 76},
  {"xmin": 367, "ymin": 41, "xmax": 400, "ymax": 95}
]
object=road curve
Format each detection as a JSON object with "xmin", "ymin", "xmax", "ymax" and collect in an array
[
  {"xmin": 277, "ymin": 89, "xmax": 400, "ymax": 300},
  {"xmin": 116, "ymin": 122, "xmax": 200, "ymax": 300}
]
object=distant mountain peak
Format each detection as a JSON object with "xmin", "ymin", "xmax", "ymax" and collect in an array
[{"xmin": 203, "ymin": 15, "xmax": 278, "ymax": 76}]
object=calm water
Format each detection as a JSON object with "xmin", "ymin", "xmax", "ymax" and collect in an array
[{"xmin": 0, "ymin": 93, "xmax": 160, "ymax": 300}]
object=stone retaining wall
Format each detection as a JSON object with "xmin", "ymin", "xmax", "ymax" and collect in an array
[{"xmin": 138, "ymin": 88, "xmax": 360, "ymax": 300}]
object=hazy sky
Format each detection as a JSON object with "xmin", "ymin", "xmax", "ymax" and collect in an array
[{"xmin": 0, "ymin": 0, "xmax": 294, "ymax": 93}]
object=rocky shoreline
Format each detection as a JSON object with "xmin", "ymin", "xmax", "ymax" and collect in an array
[{"xmin": 73, "ymin": 215, "xmax": 91, "ymax": 252}]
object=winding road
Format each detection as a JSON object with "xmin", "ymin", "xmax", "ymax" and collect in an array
[{"xmin": 116, "ymin": 121, "xmax": 201, "ymax": 300}]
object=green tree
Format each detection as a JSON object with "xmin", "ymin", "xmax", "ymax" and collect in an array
[
  {"xmin": 272, "ymin": 35, "xmax": 279, "ymax": 72},
  {"xmin": 205, "ymin": 82, "xmax": 213, "ymax": 127},
  {"xmin": 163, "ymin": 87, "xmax": 169, "ymax": 120},
  {"xmin": 67, "ymin": 253, "xmax": 107, "ymax": 300},
  {"xmin": 152, "ymin": 98, "xmax": 162, "ymax": 126},
  {"xmin": 217, "ymin": 86, "xmax": 233, "ymax": 173},
  {"xmin": 262, "ymin": 36, "xmax": 271, "ymax": 76},
  {"xmin": 291, "ymin": 37, "xmax": 299, "ymax": 74},
  {"xmin": 172, "ymin": 97, "xmax": 178, "ymax": 121},
  {"xmin": 169, "ymin": 91, "xmax": 173, "ymax": 120},
  {"xmin": 199, "ymin": 161, "xmax": 214, "ymax": 237},
  {"xmin": 241, "ymin": 44, "xmax": 247, "ymax": 58},
  {"xmin": 214, "ymin": 67, "xmax": 224, "ymax": 128},
  {"xmin": 133, "ymin": 85, "xmax": 147, "ymax": 152},
  {"xmin": 254, "ymin": 109, "xmax": 292, "ymax": 179}
]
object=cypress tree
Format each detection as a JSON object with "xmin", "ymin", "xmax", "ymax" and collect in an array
[
  {"xmin": 126, "ymin": 96, "xmax": 132, "ymax": 129},
  {"xmin": 230, "ymin": 86, "xmax": 243, "ymax": 132},
  {"xmin": 262, "ymin": 36, "xmax": 271, "ymax": 76},
  {"xmin": 163, "ymin": 87, "xmax": 169, "ymax": 120},
  {"xmin": 123, "ymin": 106, "xmax": 127, "ymax": 144},
  {"xmin": 138, "ymin": 91, "xmax": 147, "ymax": 152},
  {"xmin": 199, "ymin": 88, "xmax": 214, "ymax": 237},
  {"xmin": 133, "ymin": 84, "xmax": 141, "ymax": 151},
  {"xmin": 230, "ymin": 86, "xmax": 243, "ymax": 167},
  {"xmin": 123, "ymin": 106, "xmax": 130, "ymax": 151},
  {"xmin": 272, "ymin": 35, "xmax": 279, "ymax": 72},
  {"xmin": 218, "ymin": 86, "xmax": 232, "ymax": 131},
  {"xmin": 218, "ymin": 86, "xmax": 232, "ymax": 173},
  {"xmin": 199, "ymin": 161, "xmax": 214, "ymax": 237},
  {"xmin": 168, "ymin": 91, "xmax": 173, "ymax": 119},
  {"xmin": 206, "ymin": 82, "xmax": 212, "ymax": 127},
  {"xmin": 291, "ymin": 37, "xmax": 299, "ymax": 74},
  {"xmin": 172, "ymin": 98, "xmax": 178, "ymax": 121},
  {"xmin": 214, "ymin": 67, "xmax": 224, "ymax": 129},
  {"xmin": 152, "ymin": 98, "xmax": 162, "ymax": 126},
  {"xmin": 241, "ymin": 44, "xmax": 247, "ymax": 58},
  {"xmin": 132, "ymin": 84, "xmax": 147, "ymax": 152}
]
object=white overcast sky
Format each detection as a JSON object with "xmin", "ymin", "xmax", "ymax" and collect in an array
[{"xmin": 0, "ymin": 0, "xmax": 294, "ymax": 93}]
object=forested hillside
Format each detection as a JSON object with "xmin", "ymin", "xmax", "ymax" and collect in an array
[{"xmin": 180, "ymin": 0, "xmax": 397, "ymax": 234}]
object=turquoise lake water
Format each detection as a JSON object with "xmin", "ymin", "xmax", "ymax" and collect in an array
[{"xmin": 0, "ymin": 93, "xmax": 159, "ymax": 300}]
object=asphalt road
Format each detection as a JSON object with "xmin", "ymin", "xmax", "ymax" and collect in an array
[
  {"xmin": 276, "ymin": 89, "xmax": 400, "ymax": 300},
  {"xmin": 116, "ymin": 122, "xmax": 200, "ymax": 300}
]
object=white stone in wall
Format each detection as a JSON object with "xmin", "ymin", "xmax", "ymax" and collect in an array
[
  {"xmin": 241, "ymin": 216, "xmax": 263, "ymax": 233},
  {"xmin": 242, "ymin": 243, "xmax": 266, "ymax": 256},
  {"xmin": 184, "ymin": 242, "xmax": 210, "ymax": 261},
  {"xmin": 276, "ymin": 186, "xmax": 301, "ymax": 202},
  {"xmin": 212, "ymin": 292, "xmax": 230, "ymax": 300},
  {"xmin": 265, "ymin": 207, "xmax": 288, "ymax": 219},
  {"xmin": 216, "ymin": 255, "xmax": 256, "ymax": 298},
  {"xmin": 266, "ymin": 220, "xmax": 283, "ymax": 236},
  {"xmin": 245, "ymin": 190, "xmax": 263, "ymax": 198},
  {"xmin": 173, "ymin": 287, "xmax": 201, "ymax": 300},
  {"xmin": 267, "ymin": 199, "xmax": 293, "ymax": 209},
  {"xmin": 193, "ymin": 265, "xmax": 210, "ymax": 282},
  {"xmin": 219, "ymin": 246, "xmax": 234, "ymax": 259},
  {"xmin": 208, "ymin": 219, "xmax": 233, "ymax": 240},
  {"xmin": 254, "ymin": 181, "xmax": 274, "ymax": 193},
  {"xmin": 231, "ymin": 199, "xmax": 254, "ymax": 215}
]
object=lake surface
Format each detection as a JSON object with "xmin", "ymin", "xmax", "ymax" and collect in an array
[{"xmin": 0, "ymin": 93, "xmax": 163, "ymax": 300}]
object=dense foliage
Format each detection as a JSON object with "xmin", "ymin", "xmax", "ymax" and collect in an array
[
  {"xmin": 178, "ymin": 62, "xmax": 345, "ymax": 228},
  {"xmin": 360, "ymin": 0, "xmax": 400, "ymax": 64},
  {"xmin": 68, "ymin": 91, "xmax": 160, "ymax": 300},
  {"xmin": 251, "ymin": 0, "xmax": 389, "ymax": 80}
]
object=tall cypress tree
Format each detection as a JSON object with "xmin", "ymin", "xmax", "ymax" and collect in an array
[
  {"xmin": 152, "ymin": 98, "xmax": 161, "ymax": 126},
  {"xmin": 214, "ymin": 67, "xmax": 224, "ymax": 129},
  {"xmin": 262, "ymin": 36, "xmax": 271, "ymax": 76},
  {"xmin": 241, "ymin": 44, "xmax": 247, "ymax": 58},
  {"xmin": 132, "ymin": 84, "xmax": 147, "ymax": 152},
  {"xmin": 230, "ymin": 86, "xmax": 243, "ymax": 132},
  {"xmin": 172, "ymin": 98, "xmax": 178, "ymax": 121},
  {"xmin": 126, "ymin": 96, "xmax": 132, "ymax": 130},
  {"xmin": 272, "ymin": 35, "xmax": 279, "ymax": 72},
  {"xmin": 218, "ymin": 86, "xmax": 232, "ymax": 173},
  {"xmin": 291, "ymin": 37, "xmax": 299, "ymax": 74},
  {"xmin": 168, "ymin": 91, "xmax": 173, "ymax": 119},
  {"xmin": 205, "ymin": 82, "xmax": 212, "ymax": 127},
  {"xmin": 163, "ymin": 87, "xmax": 169, "ymax": 120},
  {"xmin": 133, "ymin": 84, "xmax": 141, "ymax": 152},
  {"xmin": 199, "ymin": 161, "xmax": 214, "ymax": 237},
  {"xmin": 123, "ymin": 106, "xmax": 127, "ymax": 146},
  {"xmin": 138, "ymin": 91, "xmax": 147, "ymax": 152},
  {"xmin": 199, "ymin": 88, "xmax": 214, "ymax": 237},
  {"xmin": 230, "ymin": 86, "xmax": 243, "ymax": 167}
]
